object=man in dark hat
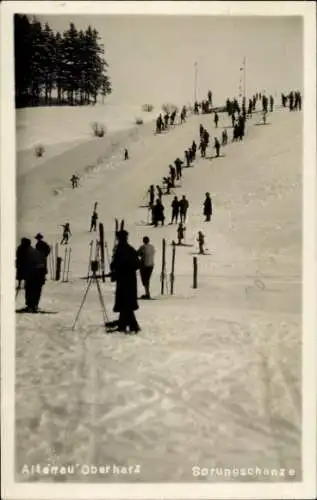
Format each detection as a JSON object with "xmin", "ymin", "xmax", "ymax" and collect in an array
[
  {"xmin": 110, "ymin": 230, "xmax": 140, "ymax": 333},
  {"xmin": 35, "ymin": 233, "xmax": 51, "ymax": 276}
]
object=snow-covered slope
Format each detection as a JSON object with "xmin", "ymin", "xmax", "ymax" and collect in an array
[{"xmin": 16, "ymin": 105, "xmax": 302, "ymax": 482}]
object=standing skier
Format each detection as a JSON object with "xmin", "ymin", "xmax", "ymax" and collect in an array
[
  {"xmin": 169, "ymin": 165, "xmax": 176, "ymax": 187},
  {"xmin": 60, "ymin": 222, "xmax": 72, "ymax": 245},
  {"xmin": 16, "ymin": 238, "xmax": 46, "ymax": 313},
  {"xmin": 175, "ymin": 158, "xmax": 183, "ymax": 180},
  {"xmin": 70, "ymin": 174, "xmax": 79, "ymax": 189},
  {"xmin": 153, "ymin": 199, "xmax": 165, "ymax": 227},
  {"xmin": 214, "ymin": 112, "xmax": 219, "ymax": 128},
  {"xmin": 179, "ymin": 195, "xmax": 189, "ymax": 224},
  {"xmin": 171, "ymin": 196, "xmax": 180, "ymax": 224},
  {"xmin": 110, "ymin": 230, "xmax": 141, "ymax": 334},
  {"xmin": 203, "ymin": 192, "xmax": 212, "ymax": 222},
  {"xmin": 199, "ymin": 140, "xmax": 207, "ymax": 158},
  {"xmin": 34, "ymin": 233, "xmax": 51, "ymax": 276},
  {"xmin": 137, "ymin": 236, "xmax": 155, "ymax": 299},
  {"xmin": 221, "ymin": 129, "xmax": 228, "ymax": 146},
  {"xmin": 90, "ymin": 210, "xmax": 98, "ymax": 232},
  {"xmin": 177, "ymin": 222, "xmax": 186, "ymax": 245},
  {"xmin": 124, "ymin": 148, "xmax": 129, "ymax": 160},
  {"xmin": 214, "ymin": 137, "xmax": 221, "ymax": 157},
  {"xmin": 197, "ymin": 231, "xmax": 205, "ymax": 255}
]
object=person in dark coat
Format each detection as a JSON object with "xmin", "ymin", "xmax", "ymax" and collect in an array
[
  {"xmin": 70, "ymin": 174, "xmax": 79, "ymax": 189},
  {"xmin": 214, "ymin": 138, "xmax": 221, "ymax": 157},
  {"xmin": 61, "ymin": 222, "xmax": 71, "ymax": 244},
  {"xmin": 124, "ymin": 148, "xmax": 129, "ymax": 160},
  {"xmin": 197, "ymin": 231, "xmax": 205, "ymax": 254},
  {"xmin": 169, "ymin": 165, "xmax": 176, "ymax": 187},
  {"xmin": 203, "ymin": 129, "xmax": 210, "ymax": 146},
  {"xmin": 203, "ymin": 192, "xmax": 212, "ymax": 221},
  {"xmin": 16, "ymin": 238, "xmax": 46, "ymax": 312},
  {"xmin": 16, "ymin": 237, "xmax": 31, "ymax": 291},
  {"xmin": 171, "ymin": 196, "xmax": 180, "ymax": 224},
  {"xmin": 110, "ymin": 230, "xmax": 140, "ymax": 333},
  {"xmin": 199, "ymin": 140, "xmax": 207, "ymax": 158},
  {"xmin": 153, "ymin": 199, "xmax": 165, "ymax": 227},
  {"xmin": 191, "ymin": 140, "xmax": 197, "ymax": 160},
  {"xmin": 214, "ymin": 112, "xmax": 219, "ymax": 128},
  {"xmin": 90, "ymin": 210, "xmax": 98, "ymax": 232},
  {"xmin": 221, "ymin": 129, "xmax": 228, "ymax": 146},
  {"xmin": 185, "ymin": 149, "xmax": 190, "ymax": 167},
  {"xmin": 179, "ymin": 195, "xmax": 189, "ymax": 224},
  {"xmin": 177, "ymin": 222, "xmax": 186, "ymax": 245},
  {"xmin": 175, "ymin": 158, "xmax": 183, "ymax": 179},
  {"xmin": 34, "ymin": 233, "xmax": 51, "ymax": 275},
  {"xmin": 148, "ymin": 184, "xmax": 155, "ymax": 207}
]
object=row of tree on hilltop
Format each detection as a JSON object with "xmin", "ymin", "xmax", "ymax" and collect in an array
[{"xmin": 14, "ymin": 15, "xmax": 112, "ymax": 108}]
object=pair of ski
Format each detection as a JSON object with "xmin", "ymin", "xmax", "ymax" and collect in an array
[
  {"xmin": 62, "ymin": 247, "xmax": 72, "ymax": 282},
  {"xmin": 160, "ymin": 239, "xmax": 176, "ymax": 295}
]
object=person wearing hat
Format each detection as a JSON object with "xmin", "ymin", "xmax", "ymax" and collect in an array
[
  {"xmin": 35, "ymin": 233, "xmax": 51, "ymax": 276},
  {"xmin": 203, "ymin": 192, "xmax": 212, "ymax": 222},
  {"xmin": 16, "ymin": 237, "xmax": 46, "ymax": 312},
  {"xmin": 110, "ymin": 230, "xmax": 141, "ymax": 333}
]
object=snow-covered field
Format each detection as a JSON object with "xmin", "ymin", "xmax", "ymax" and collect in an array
[{"xmin": 15, "ymin": 104, "xmax": 302, "ymax": 483}]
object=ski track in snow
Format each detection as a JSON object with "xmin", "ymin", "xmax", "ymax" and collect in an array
[{"xmin": 15, "ymin": 105, "xmax": 302, "ymax": 482}]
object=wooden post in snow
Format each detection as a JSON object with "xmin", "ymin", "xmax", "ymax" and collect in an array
[
  {"xmin": 160, "ymin": 238, "xmax": 166, "ymax": 295},
  {"xmin": 193, "ymin": 256, "xmax": 198, "ymax": 289},
  {"xmin": 170, "ymin": 241, "xmax": 176, "ymax": 295}
]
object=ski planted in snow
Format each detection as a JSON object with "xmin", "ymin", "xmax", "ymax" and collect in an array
[{"xmin": 99, "ymin": 222, "xmax": 105, "ymax": 282}]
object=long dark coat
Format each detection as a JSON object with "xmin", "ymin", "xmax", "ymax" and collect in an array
[
  {"xmin": 111, "ymin": 242, "xmax": 140, "ymax": 313},
  {"xmin": 204, "ymin": 197, "xmax": 212, "ymax": 216}
]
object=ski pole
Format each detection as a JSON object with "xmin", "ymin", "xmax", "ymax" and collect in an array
[{"xmin": 66, "ymin": 247, "xmax": 72, "ymax": 282}]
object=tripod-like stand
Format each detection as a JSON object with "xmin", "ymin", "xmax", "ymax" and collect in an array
[{"xmin": 72, "ymin": 260, "xmax": 110, "ymax": 331}]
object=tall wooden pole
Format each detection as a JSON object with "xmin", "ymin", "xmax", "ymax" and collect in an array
[
  {"xmin": 193, "ymin": 257, "xmax": 198, "ymax": 289},
  {"xmin": 170, "ymin": 241, "xmax": 176, "ymax": 295},
  {"xmin": 160, "ymin": 238, "xmax": 166, "ymax": 295}
]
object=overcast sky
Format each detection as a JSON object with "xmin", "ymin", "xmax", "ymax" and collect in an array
[{"xmin": 37, "ymin": 15, "xmax": 303, "ymax": 107}]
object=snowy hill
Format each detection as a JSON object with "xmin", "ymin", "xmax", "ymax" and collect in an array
[{"xmin": 16, "ymin": 105, "xmax": 302, "ymax": 482}]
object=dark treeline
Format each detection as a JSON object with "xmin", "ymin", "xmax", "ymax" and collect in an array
[{"xmin": 14, "ymin": 15, "xmax": 112, "ymax": 108}]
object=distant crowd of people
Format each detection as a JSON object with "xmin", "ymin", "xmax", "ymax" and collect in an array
[
  {"xmin": 281, "ymin": 91, "xmax": 302, "ymax": 111},
  {"xmin": 17, "ymin": 88, "xmax": 302, "ymax": 327}
]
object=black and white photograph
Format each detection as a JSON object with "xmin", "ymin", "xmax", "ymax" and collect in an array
[{"xmin": 1, "ymin": 1, "xmax": 316, "ymax": 499}]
